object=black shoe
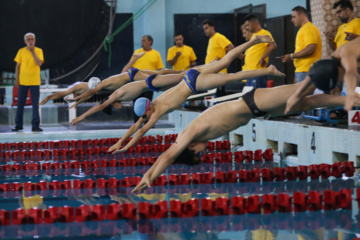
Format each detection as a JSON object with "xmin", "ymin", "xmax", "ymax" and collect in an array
[
  {"xmin": 12, "ymin": 126, "xmax": 23, "ymax": 132},
  {"xmin": 32, "ymin": 127, "xmax": 43, "ymax": 132}
]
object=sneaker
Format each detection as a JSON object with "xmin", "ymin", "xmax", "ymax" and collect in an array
[
  {"xmin": 11, "ymin": 126, "xmax": 23, "ymax": 132},
  {"xmin": 32, "ymin": 127, "xmax": 43, "ymax": 132}
]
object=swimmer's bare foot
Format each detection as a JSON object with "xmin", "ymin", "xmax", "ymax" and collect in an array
[
  {"xmin": 267, "ymin": 65, "xmax": 286, "ymax": 77},
  {"xmin": 254, "ymin": 35, "xmax": 273, "ymax": 44}
]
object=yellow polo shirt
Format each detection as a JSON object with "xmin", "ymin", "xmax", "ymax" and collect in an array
[
  {"xmin": 294, "ymin": 22, "xmax": 322, "ymax": 72},
  {"xmin": 14, "ymin": 47, "xmax": 44, "ymax": 86},
  {"xmin": 205, "ymin": 32, "xmax": 232, "ymax": 73},
  {"xmin": 132, "ymin": 48, "xmax": 164, "ymax": 71},
  {"xmin": 244, "ymin": 29, "xmax": 274, "ymax": 70},
  {"xmin": 167, "ymin": 45, "xmax": 197, "ymax": 71},
  {"xmin": 335, "ymin": 18, "xmax": 360, "ymax": 49}
]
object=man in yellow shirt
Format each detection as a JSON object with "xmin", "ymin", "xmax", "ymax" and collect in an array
[
  {"xmin": 12, "ymin": 33, "xmax": 44, "ymax": 132},
  {"xmin": 243, "ymin": 14, "xmax": 277, "ymax": 88},
  {"xmin": 122, "ymin": 35, "xmax": 164, "ymax": 72},
  {"xmin": 324, "ymin": 0, "xmax": 360, "ymax": 50},
  {"xmin": 203, "ymin": 19, "xmax": 234, "ymax": 74},
  {"xmin": 167, "ymin": 33, "xmax": 197, "ymax": 71},
  {"xmin": 121, "ymin": 35, "xmax": 164, "ymax": 122},
  {"xmin": 281, "ymin": 6, "xmax": 322, "ymax": 83}
]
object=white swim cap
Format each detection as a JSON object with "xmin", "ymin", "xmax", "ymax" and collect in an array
[
  {"xmin": 88, "ymin": 77, "xmax": 101, "ymax": 90},
  {"xmin": 63, "ymin": 93, "xmax": 74, "ymax": 102}
]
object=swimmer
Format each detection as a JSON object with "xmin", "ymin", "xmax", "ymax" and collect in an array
[
  {"xmin": 70, "ymin": 71, "xmax": 187, "ymax": 125},
  {"xmin": 133, "ymin": 85, "xmax": 360, "ymax": 192},
  {"xmin": 285, "ymin": 37, "xmax": 360, "ymax": 113},
  {"xmin": 39, "ymin": 81, "xmax": 89, "ymax": 105},
  {"xmin": 69, "ymin": 53, "xmax": 183, "ymax": 109},
  {"xmin": 108, "ymin": 35, "xmax": 285, "ymax": 153}
]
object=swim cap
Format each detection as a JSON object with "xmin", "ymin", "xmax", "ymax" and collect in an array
[
  {"xmin": 88, "ymin": 77, "xmax": 101, "ymax": 90},
  {"xmin": 309, "ymin": 59, "xmax": 338, "ymax": 92},
  {"xmin": 63, "ymin": 93, "xmax": 74, "ymax": 102},
  {"xmin": 134, "ymin": 97, "xmax": 151, "ymax": 117}
]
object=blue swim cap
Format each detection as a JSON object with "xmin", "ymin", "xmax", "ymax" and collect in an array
[{"xmin": 134, "ymin": 97, "xmax": 151, "ymax": 117}]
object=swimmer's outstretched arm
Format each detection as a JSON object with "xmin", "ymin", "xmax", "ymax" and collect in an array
[
  {"xmin": 39, "ymin": 84, "xmax": 85, "ymax": 105},
  {"xmin": 112, "ymin": 113, "xmax": 162, "ymax": 153},
  {"xmin": 132, "ymin": 127, "xmax": 199, "ymax": 193},
  {"xmin": 108, "ymin": 118, "xmax": 146, "ymax": 153},
  {"xmin": 69, "ymin": 81, "xmax": 111, "ymax": 109},
  {"xmin": 284, "ymin": 76, "xmax": 315, "ymax": 114},
  {"xmin": 70, "ymin": 96, "xmax": 118, "ymax": 125}
]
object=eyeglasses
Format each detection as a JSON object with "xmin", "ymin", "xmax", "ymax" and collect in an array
[{"xmin": 335, "ymin": 9, "xmax": 344, "ymax": 15}]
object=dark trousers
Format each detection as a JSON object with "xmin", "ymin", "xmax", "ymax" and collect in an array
[{"xmin": 15, "ymin": 85, "xmax": 40, "ymax": 128}]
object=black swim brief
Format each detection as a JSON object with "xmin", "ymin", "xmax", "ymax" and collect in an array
[{"xmin": 242, "ymin": 89, "xmax": 267, "ymax": 117}]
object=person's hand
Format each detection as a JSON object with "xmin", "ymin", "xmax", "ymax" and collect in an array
[
  {"xmin": 39, "ymin": 97, "xmax": 49, "ymax": 105},
  {"xmin": 27, "ymin": 44, "xmax": 35, "ymax": 52},
  {"xmin": 345, "ymin": 32, "xmax": 358, "ymax": 41},
  {"xmin": 259, "ymin": 57, "xmax": 267, "ymax": 67},
  {"xmin": 108, "ymin": 143, "xmax": 122, "ymax": 153},
  {"xmin": 280, "ymin": 54, "xmax": 292, "ymax": 63},
  {"xmin": 324, "ymin": 31, "xmax": 335, "ymax": 41},
  {"xmin": 14, "ymin": 81, "xmax": 20, "ymax": 89},
  {"xmin": 71, "ymin": 116, "xmax": 84, "ymax": 125},
  {"xmin": 111, "ymin": 147, "xmax": 128, "ymax": 154},
  {"xmin": 175, "ymin": 52, "xmax": 182, "ymax": 57},
  {"xmin": 132, "ymin": 174, "xmax": 152, "ymax": 193}
]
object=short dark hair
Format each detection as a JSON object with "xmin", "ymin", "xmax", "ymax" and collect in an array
[
  {"xmin": 203, "ymin": 19, "xmax": 215, "ymax": 27},
  {"xmin": 333, "ymin": 0, "xmax": 354, "ymax": 11},
  {"xmin": 174, "ymin": 32, "xmax": 183, "ymax": 37},
  {"xmin": 243, "ymin": 14, "xmax": 258, "ymax": 23},
  {"xmin": 174, "ymin": 148, "xmax": 201, "ymax": 166},
  {"xmin": 292, "ymin": 6, "xmax": 308, "ymax": 16},
  {"xmin": 102, "ymin": 104, "xmax": 113, "ymax": 115},
  {"xmin": 143, "ymin": 35, "xmax": 153, "ymax": 45}
]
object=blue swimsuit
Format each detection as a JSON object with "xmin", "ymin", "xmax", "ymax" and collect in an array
[
  {"xmin": 127, "ymin": 68, "xmax": 139, "ymax": 82},
  {"xmin": 183, "ymin": 69, "xmax": 200, "ymax": 93},
  {"xmin": 145, "ymin": 74, "xmax": 161, "ymax": 92}
]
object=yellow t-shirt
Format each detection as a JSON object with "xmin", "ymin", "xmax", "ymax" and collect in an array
[
  {"xmin": 335, "ymin": 18, "xmax": 360, "ymax": 49},
  {"xmin": 167, "ymin": 45, "xmax": 197, "ymax": 71},
  {"xmin": 132, "ymin": 48, "xmax": 164, "ymax": 71},
  {"xmin": 244, "ymin": 29, "xmax": 274, "ymax": 70},
  {"xmin": 14, "ymin": 47, "xmax": 44, "ymax": 86},
  {"xmin": 293, "ymin": 22, "xmax": 322, "ymax": 72},
  {"xmin": 205, "ymin": 32, "xmax": 232, "ymax": 73}
]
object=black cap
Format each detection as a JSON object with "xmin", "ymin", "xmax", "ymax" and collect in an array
[{"xmin": 309, "ymin": 59, "xmax": 339, "ymax": 91}]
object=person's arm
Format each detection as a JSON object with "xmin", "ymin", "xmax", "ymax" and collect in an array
[
  {"xmin": 68, "ymin": 81, "xmax": 109, "ymax": 108},
  {"xmin": 225, "ymin": 43, "xmax": 235, "ymax": 53},
  {"xmin": 108, "ymin": 118, "xmax": 146, "ymax": 153},
  {"xmin": 15, "ymin": 63, "xmax": 20, "ymax": 89},
  {"xmin": 167, "ymin": 52, "xmax": 181, "ymax": 66},
  {"xmin": 260, "ymin": 42, "xmax": 277, "ymax": 67},
  {"xmin": 29, "ymin": 48, "xmax": 43, "ymax": 67},
  {"xmin": 324, "ymin": 31, "xmax": 337, "ymax": 51},
  {"xmin": 113, "ymin": 113, "xmax": 162, "ymax": 152},
  {"xmin": 40, "ymin": 88, "xmax": 76, "ymax": 105},
  {"xmin": 341, "ymin": 53, "xmax": 359, "ymax": 111},
  {"xmin": 70, "ymin": 95, "xmax": 118, "ymax": 125},
  {"xmin": 121, "ymin": 52, "xmax": 145, "ymax": 73},
  {"xmin": 280, "ymin": 44, "xmax": 317, "ymax": 63},
  {"xmin": 132, "ymin": 128, "xmax": 196, "ymax": 193}
]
